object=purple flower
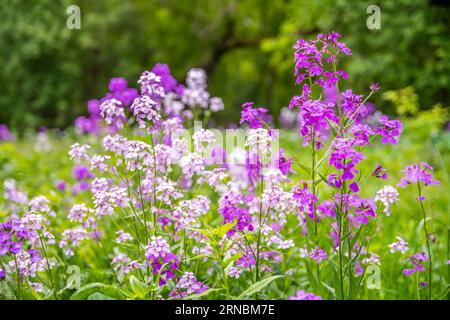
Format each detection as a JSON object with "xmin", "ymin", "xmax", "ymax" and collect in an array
[
  {"xmin": 75, "ymin": 116, "xmax": 101, "ymax": 134},
  {"xmin": 370, "ymin": 82, "xmax": 380, "ymax": 92},
  {"xmin": 72, "ymin": 165, "xmax": 93, "ymax": 181},
  {"xmin": 403, "ymin": 252, "xmax": 428, "ymax": 276},
  {"xmin": 55, "ymin": 180, "xmax": 66, "ymax": 191},
  {"xmin": 349, "ymin": 181, "xmax": 359, "ymax": 193},
  {"xmin": 298, "ymin": 99, "xmax": 337, "ymax": 147},
  {"xmin": 169, "ymin": 272, "xmax": 208, "ymax": 298},
  {"xmin": 219, "ymin": 188, "xmax": 253, "ymax": 234},
  {"xmin": 328, "ymin": 173, "xmax": 343, "ymax": 189},
  {"xmin": 292, "ymin": 183, "xmax": 318, "ymax": 221},
  {"xmin": 317, "ymin": 200, "xmax": 335, "ymax": 218},
  {"xmin": 375, "ymin": 115, "xmax": 403, "ymax": 145},
  {"xmin": 240, "ymin": 102, "xmax": 268, "ymax": 129},
  {"xmin": 341, "ymin": 90, "xmax": 368, "ymax": 118},
  {"xmin": 329, "ymin": 137, "xmax": 365, "ymax": 180},
  {"xmin": 130, "ymin": 95, "xmax": 161, "ymax": 129},
  {"xmin": 87, "ymin": 99, "xmax": 101, "ymax": 117},
  {"xmin": 355, "ymin": 261, "xmax": 363, "ymax": 276},
  {"xmin": 0, "ymin": 124, "xmax": 13, "ymax": 141},
  {"xmin": 99, "ymin": 98, "xmax": 127, "ymax": 129},
  {"xmin": 398, "ymin": 162, "xmax": 440, "ymax": 188},
  {"xmin": 308, "ymin": 246, "xmax": 327, "ymax": 263},
  {"xmin": 344, "ymin": 194, "xmax": 376, "ymax": 228},
  {"xmin": 152, "ymin": 63, "xmax": 179, "ymax": 93},
  {"xmin": 145, "ymin": 236, "xmax": 179, "ymax": 286},
  {"xmin": 289, "ymin": 84, "xmax": 311, "ymax": 109},
  {"xmin": 115, "ymin": 88, "xmax": 139, "ymax": 106},
  {"xmin": 372, "ymin": 165, "xmax": 388, "ymax": 180},
  {"xmin": 277, "ymin": 149, "xmax": 293, "ymax": 175},
  {"xmin": 138, "ymin": 71, "xmax": 165, "ymax": 102},
  {"xmin": 289, "ymin": 290, "xmax": 322, "ymax": 300},
  {"xmin": 108, "ymin": 77, "xmax": 128, "ymax": 93}
]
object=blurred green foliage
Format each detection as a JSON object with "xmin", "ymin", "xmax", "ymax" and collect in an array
[{"xmin": 1, "ymin": 0, "xmax": 449, "ymax": 129}]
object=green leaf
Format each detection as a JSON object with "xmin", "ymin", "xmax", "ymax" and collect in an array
[
  {"xmin": 182, "ymin": 288, "xmax": 224, "ymax": 300},
  {"xmin": 321, "ymin": 282, "xmax": 336, "ymax": 300},
  {"xmin": 236, "ymin": 275, "xmax": 282, "ymax": 299},
  {"xmin": 213, "ymin": 221, "xmax": 237, "ymax": 238},
  {"xmin": 224, "ymin": 252, "xmax": 243, "ymax": 270},
  {"xmin": 70, "ymin": 283, "xmax": 125, "ymax": 300},
  {"xmin": 87, "ymin": 292, "xmax": 117, "ymax": 300},
  {"xmin": 129, "ymin": 275, "xmax": 147, "ymax": 299}
]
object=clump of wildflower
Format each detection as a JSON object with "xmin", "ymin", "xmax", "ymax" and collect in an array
[
  {"xmin": 293, "ymin": 32, "xmax": 350, "ymax": 87},
  {"xmin": 372, "ymin": 165, "xmax": 388, "ymax": 180},
  {"xmin": 240, "ymin": 102, "xmax": 268, "ymax": 129},
  {"xmin": 59, "ymin": 228, "xmax": 89, "ymax": 256},
  {"xmin": 398, "ymin": 162, "xmax": 440, "ymax": 189},
  {"xmin": 329, "ymin": 137, "xmax": 365, "ymax": 180},
  {"xmin": 115, "ymin": 230, "xmax": 134, "ymax": 244},
  {"xmin": 169, "ymin": 272, "xmax": 208, "ymax": 298},
  {"xmin": 179, "ymin": 153, "xmax": 205, "ymax": 178},
  {"xmin": 298, "ymin": 99, "xmax": 337, "ymax": 147},
  {"xmin": 389, "ymin": 237, "xmax": 408, "ymax": 254},
  {"xmin": 130, "ymin": 95, "xmax": 161, "ymax": 129},
  {"xmin": 145, "ymin": 236, "xmax": 179, "ymax": 285},
  {"xmin": 72, "ymin": 164, "xmax": 93, "ymax": 181},
  {"xmin": 362, "ymin": 253, "xmax": 381, "ymax": 265},
  {"xmin": 246, "ymin": 128, "xmax": 273, "ymax": 155},
  {"xmin": 182, "ymin": 68, "xmax": 210, "ymax": 109},
  {"xmin": 370, "ymin": 82, "xmax": 380, "ymax": 92},
  {"xmin": 69, "ymin": 143, "xmax": 91, "ymax": 161},
  {"xmin": 0, "ymin": 124, "xmax": 13, "ymax": 141},
  {"xmin": 29, "ymin": 196, "xmax": 51, "ymax": 214},
  {"xmin": 193, "ymin": 129, "xmax": 215, "ymax": 153},
  {"xmin": 90, "ymin": 155, "xmax": 111, "ymax": 174},
  {"xmin": 308, "ymin": 246, "xmax": 327, "ymax": 263},
  {"xmin": 112, "ymin": 253, "xmax": 140, "ymax": 275},
  {"xmin": 218, "ymin": 186, "xmax": 253, "ymax": 234},
  {"xmin": 99, "ymin": 98, "xmax": 126, "ymax": 129},
  {"xmin": 209, "ymin": 97, "xmax": 224, "ymax": 112},
  {"xmin": 403, "ymin": 252, "xmax": 428, "ymax": 276},
  {"xmin": 68, "ymin": 204, "xmax": 94, "ymax": 223},
  {"xmin": 289, "ymin": 290, "xmax": 322, "ymax": 300},
  {"xmin": 375, "ymin": 115, "xmax": 402, "ymax": 145},
  {"xmin": 138, "ymin": 71, "xmax": 165, "ymax": 101},
  {"xmin": 374, "ymin": 185, "xmax": 399, "ymax": 216},
  {"xmin": 151, "ymin": 63, "xmax": 181, "ymax": 94}
]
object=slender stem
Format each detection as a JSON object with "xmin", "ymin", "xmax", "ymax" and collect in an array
[
  {"xmin": 13, "ymin": 254, "xmax": 21, "ymax": 300},
  {"xmin": 310, "ymin": 130, "xmax": 321, "ymax": 284},
  {"xmin": 38, "ymin": 231, "xmax": 58, "ymax": 300},
  {"xmin": 255, "ymin": 157, "xmax": 264, "ymax": 282},
  {"xmin": 136, "ymin": 170, "xmax": 149, "ymax": 244},
  {"xmin": 417, "ymin": 182, "xmax": 432, "ymax": 299},
  {"xmin": 150, "ymin": 136, "xmax": 158, "ymax": 235},
  {"xmin": 311, "ymin": 131, "xmax": 318, "ymax": 237},
  {"xmin": 337, "ymin": 159, "xmax": 347, "ymax": 299},
  {"xmin": 220, "ymin": 250, "xmax": 231, "ymax": 299}
]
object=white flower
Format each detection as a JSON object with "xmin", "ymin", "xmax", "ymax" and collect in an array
[
  {"xmin": 388, "ymin": 236, "xmax": 409, "ymax": 254},
  {"xmin": 374, "ymin": 185, "xmax": 399, "ymax": 216},
  {"xmin": 246, "ymin": 128, "xmax": 274, "ymax": 155},
  {"xmin": 193, "ymin": 129, "xmax": 215, "ymax": 152}
]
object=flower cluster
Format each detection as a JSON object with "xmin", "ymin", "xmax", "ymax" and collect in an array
[
  {"xmin": 169, "ymin": 272, "xmax": 208, "ymax": 298},
  {"xmin": 145, "ymin": 236, "xmax": 179, "ymax": 285},
  {"xmin": 403, "ymin": 252, "xmax": 428, "ymax": 277}
]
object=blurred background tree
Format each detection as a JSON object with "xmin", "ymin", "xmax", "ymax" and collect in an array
[{"xmin": 1, "ymin": 0, "xmax": 449, "ymax": 130}]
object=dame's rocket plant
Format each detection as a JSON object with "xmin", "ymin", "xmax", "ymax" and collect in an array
[{"xmin": 0, "ymin": 33, "xmax": 443, "ymax": 300}]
